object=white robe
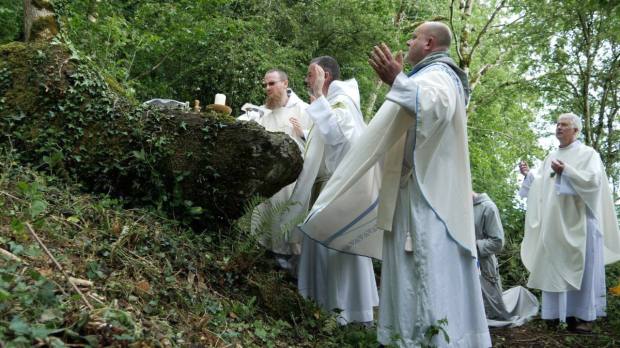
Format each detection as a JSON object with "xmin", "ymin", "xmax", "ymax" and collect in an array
[
  {"xmin": 244, "ymin": 91, "xmax": 311, "ymax": 256},
  {"xmin": 297, "ymin": 79, "xmax": 379, "ymax": 324},
  {"xmin": 294, "ymin": 63, "xmax": 490, "ymax": 345},
  {"xmin": 374, "ymin": 67, "xmax": 490, "ymax": 347},
  {"xmin": 519, "ymin": 141, "xmax": 619, "ymax": 321},
  {"xmin": 520, "ymin": 141, "xmax": 620, "ymax": 291}
]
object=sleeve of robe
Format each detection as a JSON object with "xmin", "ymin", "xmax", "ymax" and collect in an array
[
  {"xmin": 555, "ymin": 173, "xmax": 578, "ymax": 196},
  {"xmin": 385, "ymin": 70, "xmax": 457, "ymax": 147},
  {"xmin": 519, "ymin": 173, "xmax": 534, "ymax": 198},
  {"xmin": 305, "ymin": 95, "xmax": 357, "ymax": 146},
  {"xmin": 477, "ymin": 203, "xmax": 505, "ymax": 258},
  {"xmin": 560, "ymin": 152, "xmax": 603, "ymax": 207}
]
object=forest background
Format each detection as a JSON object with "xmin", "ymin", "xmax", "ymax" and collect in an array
[{"xmin": 0, "ymin": 0, "xmax": 619, "ymax": 347}]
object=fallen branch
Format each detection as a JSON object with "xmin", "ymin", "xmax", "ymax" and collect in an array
[
  {"xmin": 25, "ymin": 222, "xmax": 94, "ymax": 311},
  {"xmin": 88, "ymin": 293, "xmax": 106, "ymax": 305},
  {"xmin": 0, "ymin": 190, "xmax": 24, "ymax": 202},
  {"xmin": 69, "ymin": 276, "xmax": 94, "ymax": 287},
  {"xmin": 0, "ymin": 247, "xmax": 26, "ymax": 264}
]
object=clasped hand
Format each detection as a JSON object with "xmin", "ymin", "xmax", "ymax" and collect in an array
[{"xmin": 551, "ymin": 159, "xmax": 565, "ymax": 175}]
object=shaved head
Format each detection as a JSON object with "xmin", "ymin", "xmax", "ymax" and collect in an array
[
  {"xmin": 406, "ymin": 21, "xmax": 453, "ymax": 65},
  {"xmin": 418, "ymin": 21, "xmax": 452, "ymax": 50}
]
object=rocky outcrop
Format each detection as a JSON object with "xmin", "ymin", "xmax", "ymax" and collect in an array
[{"xmin": 0, "ymin": 40, "xmax": 303, "ymax": 226}]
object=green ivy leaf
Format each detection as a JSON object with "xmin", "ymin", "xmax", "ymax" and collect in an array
[
  {"xmin": 30, "ymin": 324, "xmax": 56, "ymax": 339},
  {"xmin": 131, "ymin": 150, "xmax": 146, "ymax": 161},
  {"xmin": 67, "ymin": 216, "xmax": 80, "ymax": 223},
  {"xmin": 0, "ymin": 288, "xmax": 11, "ymax": 301},
  {"xmin": 9, "ymin": 316, "xmax": 30, "ymax": 335},
  {"xmin": 254, "ymin": 327, "xmax": 268, "ymax": 341},
  {"xmin": 189, "ymin": 206, "xmax": 203, "ymax": 215},
  {"xmin": 29, "ymin": 199, "xmax": 48, "ymax": 218},
  {"xmin": 16, "ymin": 181, "xmax": 29, "ymax": 193},
  {"xmin": 40, "ymin": 308, "xmax": 61, "ymax": 322}
]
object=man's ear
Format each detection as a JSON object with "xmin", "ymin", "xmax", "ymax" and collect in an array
[
  {"xmin": 283, "ymin": 80, "xmax": 289, "ymax": 88},
  {"xmin": 425, "ymin": 36, "xmax": 434, "ymax": 50}
]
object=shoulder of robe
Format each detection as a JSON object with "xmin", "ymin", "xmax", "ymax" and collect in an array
[
  {"xmin": 485, "ymin": 205, "xmax": 501, "ymax": 219},
  {"xmin": 582, "ymin": 145, "xmax": 599, "ymax": 158},
  {"xmin": 575, "ymin": 144, "xmax": 603, "ymax": 165}
]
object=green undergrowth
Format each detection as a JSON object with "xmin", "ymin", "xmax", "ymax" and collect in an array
[
  {"xmin": 1, "ymin": 145, "xmax": 617, "ymax": 347},
  {"xmin": 0, "ymin": 151, "xmax": 376, "ymax": 347}
]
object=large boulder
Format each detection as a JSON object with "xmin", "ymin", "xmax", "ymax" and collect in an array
[{"xmin": 0, "ymin": 40, "xmax": 303, "ymax": 226}]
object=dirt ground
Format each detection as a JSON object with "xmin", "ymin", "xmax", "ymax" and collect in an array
[{"xmin": 490, "ymin": 318, "xmax": 619, "ymax": 347}]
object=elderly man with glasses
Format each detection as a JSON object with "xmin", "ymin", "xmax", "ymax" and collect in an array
[{"xmin": 519, "ymin": 112, "xmax": 620, "ymax": 333}]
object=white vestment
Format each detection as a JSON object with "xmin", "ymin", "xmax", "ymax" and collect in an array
[
  {"xmin": 520, "ymin": 141, "xmax": 620, "ymax": 321},
  {"xmin": 298, "ymin": 62, "xmax": 491, "ymax": 346},
  {"xmin": 242, "ymin": 91, "xmax": 312, "ymax": 256},
  {"xmin": 377, "ymin": 66, "xmax": 490, "ymax": 347},
  {"xmin": 296, "ymin": 79, "xmax": 379, "ymax": 324}
]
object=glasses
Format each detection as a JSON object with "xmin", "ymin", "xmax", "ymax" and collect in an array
[{"xmin": 262, "ymin": 81, "xmax": 281, "ymax": 88}]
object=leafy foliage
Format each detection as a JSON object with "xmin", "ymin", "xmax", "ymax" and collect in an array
[
  {"xmin": 0, "ymin": 150, "xmax": 380, "ymax": 347},
  {"xmin": 0, "ymin": 1, "xmax": 22, "ymax": 44},
  {"xmin": 52, "ymin": 0, "xmax": 397, "ymax": 115},
  {"xmin": 514, "ymin": 0, "xmax": 620, "ymax": 190}
]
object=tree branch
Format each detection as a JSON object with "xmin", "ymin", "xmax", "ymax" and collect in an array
[
  {"xmin": 470, "ymin": 0, "xmax": 507, "ymax": 60},
  {"xmin": 133, "ymin": 48, "xmax": 174, "ymax": 81},
  {"xmin": 449, "ymin": 0, "xmax": 464, "ymax": 64},
  {"xmin": 26, "ymin": 223, "xmax": 94, "ymax": 311}
]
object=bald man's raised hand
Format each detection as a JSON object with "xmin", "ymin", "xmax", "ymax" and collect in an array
[{"xmin": 368, "ymin": 43, "xmax": 403, "ymax": 86}]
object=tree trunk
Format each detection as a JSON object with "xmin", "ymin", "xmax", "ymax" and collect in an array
[{"xmin": 23, "ymin": 0, "xmax": 58, "ymax": 42}]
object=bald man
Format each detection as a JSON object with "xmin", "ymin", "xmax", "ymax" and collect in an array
[{"xmin": 369, "ymin": 22, "xmax": 491, "ymax": 347}]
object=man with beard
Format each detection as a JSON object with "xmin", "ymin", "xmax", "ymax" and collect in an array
[
  {"xmin": 242, "ymin": 69, "xmax": 312, "ymax": 274},
  {"xmin": 239, "ymin": 69, "xmax": 311, "ymax": 147}
]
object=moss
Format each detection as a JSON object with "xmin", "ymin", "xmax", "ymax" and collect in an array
[
  {"xmin": 0, "ymin": 42, "xmax": 38, "ymax": 115},
  {"xmin": 202, "ymin": 109, "xmax": 236, "ymax": 124},
  {"xmin": 103, "ymin": 74, "xmax": 129, "ymax": 99},
  {"xmin": 30, "ymin": 15, "xmax": 58, "ymax": 41},
  {"xmin": 32, "ymin": 0, "xmax": 55, "ymax": 12}
]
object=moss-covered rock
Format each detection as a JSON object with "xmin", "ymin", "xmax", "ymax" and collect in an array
[{"xmin": 0, "ymin": 40, "xmax": 303, "ymax": 226}]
